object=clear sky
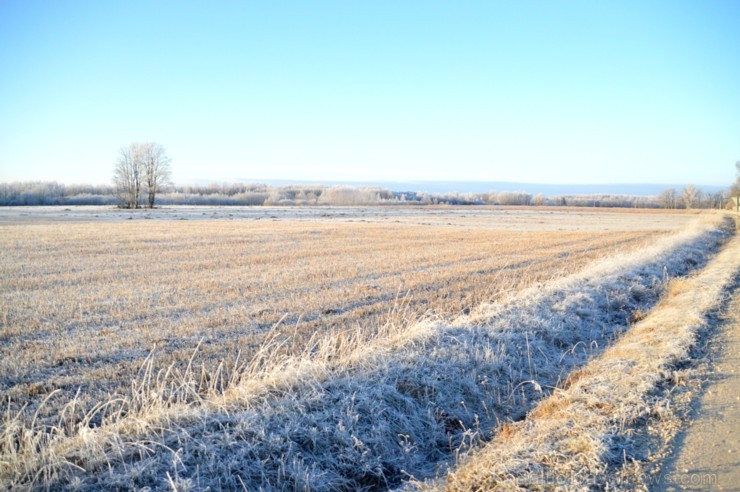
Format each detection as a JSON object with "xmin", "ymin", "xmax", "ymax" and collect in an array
[{"xmin": 1, "ymin": 1, "xmax": 738, "ymax": 186}]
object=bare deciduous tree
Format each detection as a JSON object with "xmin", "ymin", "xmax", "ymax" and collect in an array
[
  {"xmin": 531, "ymin": 193, "xmax": 546, "ymax": 206},
  {"xmin": 658, "ymin": 188, "xmax": 677, "ymax": 209},
  {"xmin": 141, "ymin": 142, "xmax": 172, "ymax": 208},
  {"xmin": 113, "ymin": 143, "xmax": 144, "ymax": 209},
  {"xmin": 113, "ymin": 142, "xmax": 172, "ymax": 209},
  {"xmin": 706, "ymin": 191, "xmax": 726, "ymax": 209},
  {"xmin": 682, "ymin": 184, "xmax": 701, "ymax": 209}
]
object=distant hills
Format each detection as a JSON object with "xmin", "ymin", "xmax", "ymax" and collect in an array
[{"xmin": 232, "ymin": 179, "xmax": 727, "ymax": 197}]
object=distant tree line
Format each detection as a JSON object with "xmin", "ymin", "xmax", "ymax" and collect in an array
[
  {"xmin": 0, "ymin": 182, "xmax": 118, "ymax": 206},
  {"xmin": 0, "ymin": 181, "xmax": 734, "ymax": 209},
  {"xmin": 656, "ymin": 185, "xmax": 729, "ymax": 210}
]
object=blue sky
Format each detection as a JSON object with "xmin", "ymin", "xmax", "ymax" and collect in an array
[{"xmin": 1, "ymin": 1, "xmax": 738, "ymax": 186}]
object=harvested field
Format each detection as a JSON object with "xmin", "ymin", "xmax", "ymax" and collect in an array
[
  {"xmin": 0, "ymin": 208, "xmax": 675, "ymax": 409},
  {"xmin": 0, "ymin": 204, "xmax": 703, "ymax": 231},
  {"xmin": 0, "ymin": 206, "xmax": 729, "ymax": 490}
]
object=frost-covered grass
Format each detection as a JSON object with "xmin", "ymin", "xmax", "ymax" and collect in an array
[
  {"xmin": 440, "ymin": 225, "xmax": 738, "ymax": 491},
  {"xmin": 0, "ymin": 216, "xmax": 654, "ymax": 417},
  {"xmin": 0, "ymin": 204, "xmax": 703, "ymax": 231},
  {"xmin": 0, "ymin": 213, "xmax": 729, "ymax": 490}
]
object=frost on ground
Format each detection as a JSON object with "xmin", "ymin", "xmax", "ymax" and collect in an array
[
  {"xmin": 0, "ymin": 216, "xmax": 731, "ymax": 491},
  {"xmin": 0, "ymin": 204, "xmax": 701, "ymax": 231},
  {"xmin": 438, "ymin": 229, "xmax": 739, "ymax": 491}
]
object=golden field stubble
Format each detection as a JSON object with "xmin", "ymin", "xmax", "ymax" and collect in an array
[{"xmin": 0, "ymin": 217, "xmax": 664, "ymax": 414}]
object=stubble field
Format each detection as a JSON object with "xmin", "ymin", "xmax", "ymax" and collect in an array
[
  {"xmin": 0, "ymin": 206, "xmax": 728, "ymax": 490},
  {"xmin": 0, "ymin": 208, "xmax": 676, "ymax": 409}
]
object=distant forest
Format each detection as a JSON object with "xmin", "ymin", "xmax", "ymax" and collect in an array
[{"xmin": 0, "ymin": 181, "xmax": 733, "ymax": 209}]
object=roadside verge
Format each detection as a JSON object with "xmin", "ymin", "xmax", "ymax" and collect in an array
[{"xmin": 438, "ymin": 234, "xmax": 740, "ymax": 491}]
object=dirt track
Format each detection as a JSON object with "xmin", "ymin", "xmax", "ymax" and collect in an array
[{"xmin": 658, "ymin": 288, "xmax": 740, "ymax": 491}]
